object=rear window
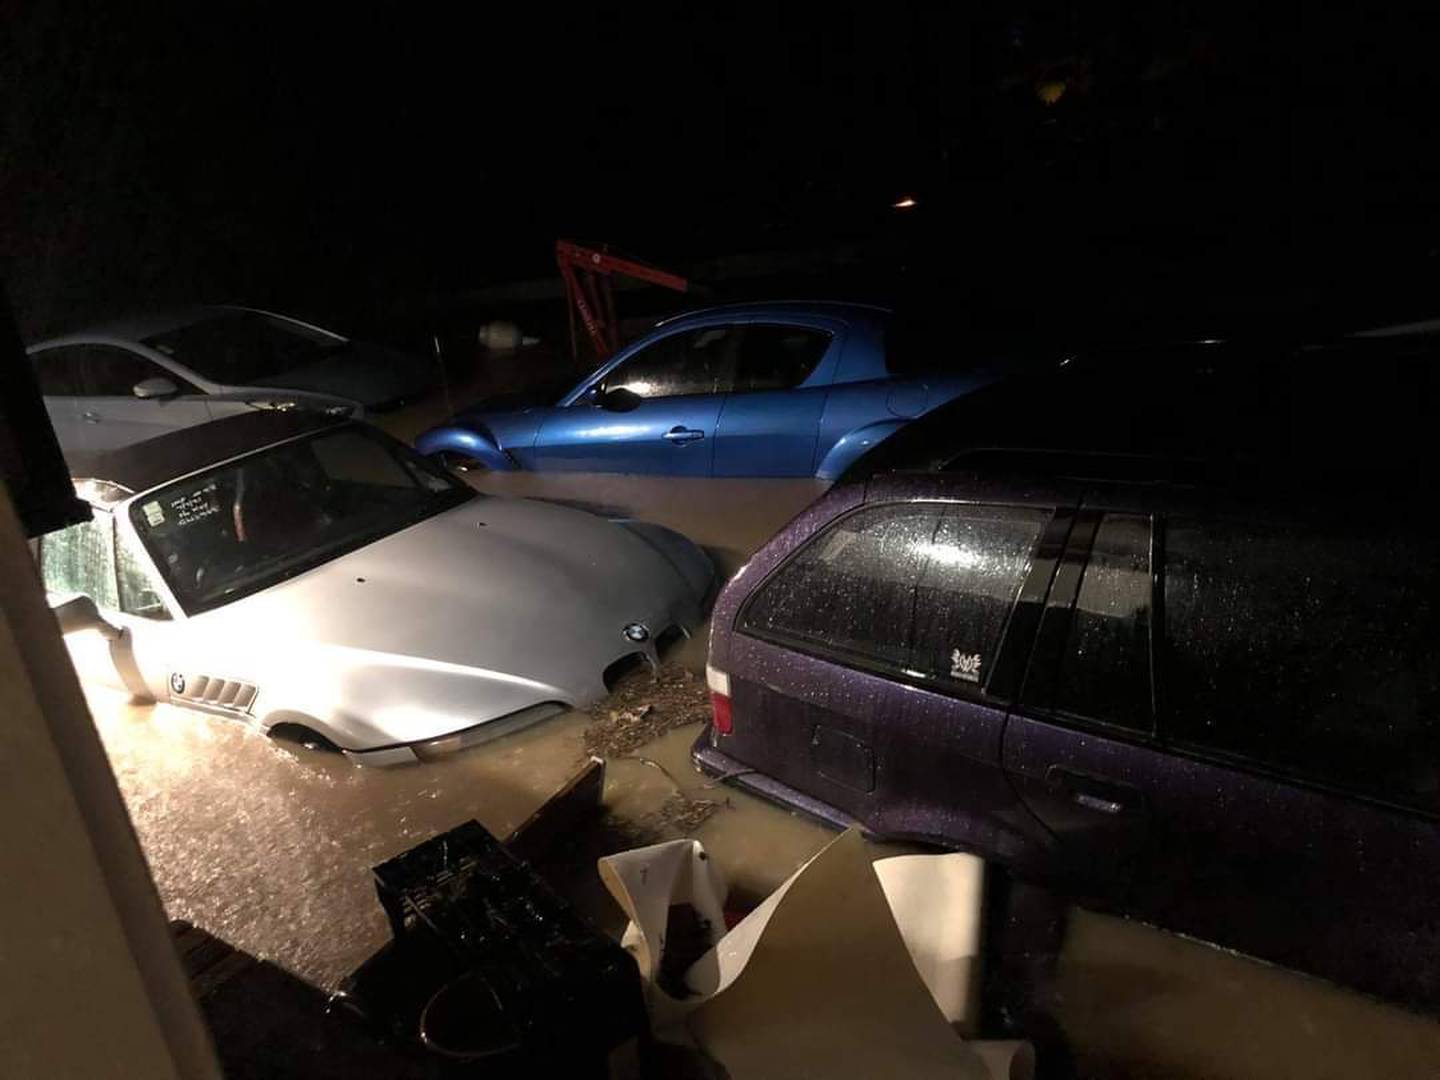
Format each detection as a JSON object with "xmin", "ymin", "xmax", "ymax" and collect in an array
[
  {"xmin": 733, "ymin": 325, "xmax": 831, "ymax": 391},
  {"xmin": 1164, "ymin": 516, "xmax": 1440, "ymax": 814},
  {"xmin": 741, "ymin": 502, "xmax": 1048, "ymax": 694},
  {"xmin": 144, "ymin": 311, "xmax": 339, "ymax": 384}
]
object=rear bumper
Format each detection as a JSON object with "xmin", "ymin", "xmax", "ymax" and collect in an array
[{"xmin": 690, "ymin": 725, "xmax": 861, "ymax": 833}]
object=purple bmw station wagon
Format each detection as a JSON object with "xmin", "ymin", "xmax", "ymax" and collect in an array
[{"xmin": 695, "ymin": 467, "xmax": 1440, "ymax": 1009}]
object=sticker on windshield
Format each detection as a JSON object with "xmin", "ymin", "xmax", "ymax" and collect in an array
[
  {"xmin": 950, "ymin": 649, "xmax": 982, "ymax": 683},
  {"xmin": 170, "ymin": 481, "xmax": 221, "ymax": 527},
  {"xmin": 142, "ymin": 501, "xmax": 165, "ymax": 527}
]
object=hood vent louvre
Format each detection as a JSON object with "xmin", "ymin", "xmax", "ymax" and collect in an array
[{"xmin": 173, "ymin": 674, "xmax": 257, "ymax": 715}]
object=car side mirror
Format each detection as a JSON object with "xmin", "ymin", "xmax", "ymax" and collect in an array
[
  {"xmin": 597, "ymin": 387, "xmax": 642, "ymax": 413},
  {"xmin": 133, "ymin": 377, "xmax": 179, "ymax": 400},
  {"xmin": 52, "ymin": 595, "xmax": 122, "ymax": 640}
]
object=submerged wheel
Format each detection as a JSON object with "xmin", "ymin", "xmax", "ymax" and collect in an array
[
  {"xmin": 434, "ymin": 451, "xmax": 486, "ymax": 474},
  {"xmin": 268, "ymin": 723, "xmax": 341, "ymax": 757}
]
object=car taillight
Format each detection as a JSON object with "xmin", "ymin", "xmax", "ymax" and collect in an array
[
  {"xmin": 710, "ymin": 692, "xmax": 733, "ymax": 735},
  {"xmin": 706, "ymin": 664, "xmax": 732, "ymax": 736}
]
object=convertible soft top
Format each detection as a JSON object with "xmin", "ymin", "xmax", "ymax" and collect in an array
[{"xmin": 66, "ymin": 410, "xmax": 348, "ymax": 494}]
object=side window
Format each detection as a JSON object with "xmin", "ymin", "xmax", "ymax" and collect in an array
[
  {"xmin": 605, "ymin": 326, "xmax": 739, "ymax": 399},
  {"xmin": 733, "ymin": 325, "xmax": 831, "ymax": 392},
  {"xmin": 40, "ymin": 514, "xmax": 119, "ymax": 610},
  {"xmin": 31, "ymin": 347, "xmax": 85, "ymax": 396},
  {"xmin": 117, "ymin": 531, "xmax": 170, "ymax": 618},
  {"xmin": 1164, "ymin": 517, "xmax": 1440, "ymax": 813},
  {"xmin": 1049, "ymin": 513, "xmax": 1153, "ymax": 732},
  {"xmin": 742, "ymin": 502, "xmax": 1049, "ymax": 694},
  {"xmin": 78, "ymin": 346, "xmax": 191, "ymax": 395}
]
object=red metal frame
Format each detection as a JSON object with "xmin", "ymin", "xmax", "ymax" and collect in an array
[{"xmin": 556, "ymin": 239, "xmax": 688, "ymax": 361}]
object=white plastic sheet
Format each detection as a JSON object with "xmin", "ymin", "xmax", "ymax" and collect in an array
[
  {"xmin": 598, "ymin": 828, "xmax": 1034, "ymax": 1080},
  {"xmin": 595, "ymin": 836, "xmax": 728, "ymax": 1031}
]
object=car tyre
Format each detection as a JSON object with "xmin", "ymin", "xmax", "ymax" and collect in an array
[
  {"xmin": 434, "ymin": 451, "xmax": 485, "ymax": 474},
  {"xmin": 268, "ymin": 722, "xmax": 341, "ymax": 759}
]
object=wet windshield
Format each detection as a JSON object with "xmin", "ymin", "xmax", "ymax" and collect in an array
[
  {"xmin": 129, "ymin": 426, "xmax": 472, "ymax": 613},
  {"xmin": 143, "ymin": 310, "xmax": 343, "ymax": 384}
]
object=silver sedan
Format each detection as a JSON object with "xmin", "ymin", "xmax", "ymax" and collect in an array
[
  {"xmin": 28, "ymin": 306, "xmax": 434, "ymax": 454},
  {"xmin": 41, "ymin": 411, "xmax": 712, "ymax": 763}
]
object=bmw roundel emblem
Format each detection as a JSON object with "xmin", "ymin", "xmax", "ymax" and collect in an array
[
  {"xmin": 169, "ymin": 672, "xmax": 186, "ymax": 695},
  {"xmin": 622, "ymin": 622, "xmax": 651, "ymax": 643}
]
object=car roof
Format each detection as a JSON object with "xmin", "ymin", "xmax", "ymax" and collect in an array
[
  {"xmin": 860, "ymin": 453, "xmax": 1429, "ymax": 524},
  {"xmin": 67, "ymin": 410, "xmax": 349, "ymax": 498},
  {"xmin": 652, "ymin": 300, "xmax": 891, "ymax": 327},
  {"xmin": 29, "ymin": 306, "xmax": 231, "ymax": 348},
  {"xmin": 28, "ymin": 304, "xmax": 342, "ymax": 350}
]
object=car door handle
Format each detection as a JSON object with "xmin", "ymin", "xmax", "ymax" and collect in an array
[
  {"xmin": 663, "ymin": 426, "xmax": 705, "ymax": 444},
  {"xmin": 1044, "ymin": 766, "xmax": 1143, "ymax": 816},
  {"xmin": 81, "ymin": 410, "xmax": 102, "ymax": 423}
]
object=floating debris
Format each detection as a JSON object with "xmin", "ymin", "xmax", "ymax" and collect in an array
[{"xmin": 582, "ymin": 663, "xmax": 711, "ymax": 758}]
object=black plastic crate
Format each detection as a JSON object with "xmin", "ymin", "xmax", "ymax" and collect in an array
[{"xmin": 338, "ymin": 820, "xmax": 646, "ymax": 1071}]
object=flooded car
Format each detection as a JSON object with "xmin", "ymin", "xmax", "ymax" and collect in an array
[
  {"xmin": 695, "ymin": 462, "xmax": 1440, "ymax": 1009},
  {"xmin": 413, "ymin": 302, "xmax": 1002, "ymax": 479},
  {"xmin": 28, "ymin": 306, "xmax": 432, "ymax": 455},
  {"xmin": 39, "ymin": 410, "xmax": 712, "ymax": 763}
]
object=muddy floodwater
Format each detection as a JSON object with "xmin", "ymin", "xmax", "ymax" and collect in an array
[{"xmin": 87, "ymin": 468, "xmax": 1440, "ymax": 1078}]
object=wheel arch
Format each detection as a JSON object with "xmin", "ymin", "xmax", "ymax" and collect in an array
[
  {"xmin": 413, "ymin": 424, "xmax": 516, "ymax": 470},
  {"xmin": 814, "ymin": 419, "xmax": 910, "ymax": 480},
  {"xmin": 259, "ymin": 709, "xmax": 345, "ymax": 750}
]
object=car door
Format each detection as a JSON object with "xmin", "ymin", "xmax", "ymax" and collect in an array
[
  {"xmin": 731, "ymin": 496, "xmax": 1062, "ymax": 861},
  {"xmin": 711, "ymin": 322, "xmax": 838, "ymax": 476},
  {"xmin": 29, "ymin": 345, "xmax": 87, "ymax": 451},
  {"xmin": 1003, "ymin": 501, "xmax": 1440, "ymax": 1008},
  {"xmin": 72, "ymin": 344, "xmax": 213, "ymax": 450},
  {"xmin": 532, "ymin": 323, "xmax": 738, "ymax": 475},
  {"xmin": 1001, "ymin": 509, "xmax": 1157, "ymax": 889}
]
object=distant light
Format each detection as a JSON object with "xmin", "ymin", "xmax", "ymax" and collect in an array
[
  {"xmin": 892, "ymin": 196, "xmax": 918, "ymax": 210},
  {"xmin": 1037, "ymin": 81, "xmax": 1067, "ymax": 106}
]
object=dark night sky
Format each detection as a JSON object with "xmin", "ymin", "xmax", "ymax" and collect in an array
[{"xmin": 5, "ymin": 4, "xmax": 1440, "ymax": 342}]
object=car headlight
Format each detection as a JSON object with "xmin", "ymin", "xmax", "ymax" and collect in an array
[
  {"xmin": 246, "ymin": 399, "xmax": 300, "ymax": 411},
  {"xmin": 411, "ymin": 703, "xmax": 568, "ymax": 761}
]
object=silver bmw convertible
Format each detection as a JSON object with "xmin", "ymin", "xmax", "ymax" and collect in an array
[{"xmin": 38, "ymin": 411, "xmax": 712, "ymax": 763}]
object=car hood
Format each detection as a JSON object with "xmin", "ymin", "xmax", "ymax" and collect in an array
[
  {"xmin": 249, "ymin": 340, "xmax": 436, "ymax": 409},
  {"xmin": 188, "ymin": 497, "xmax": 706, "ymax": 747}
]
